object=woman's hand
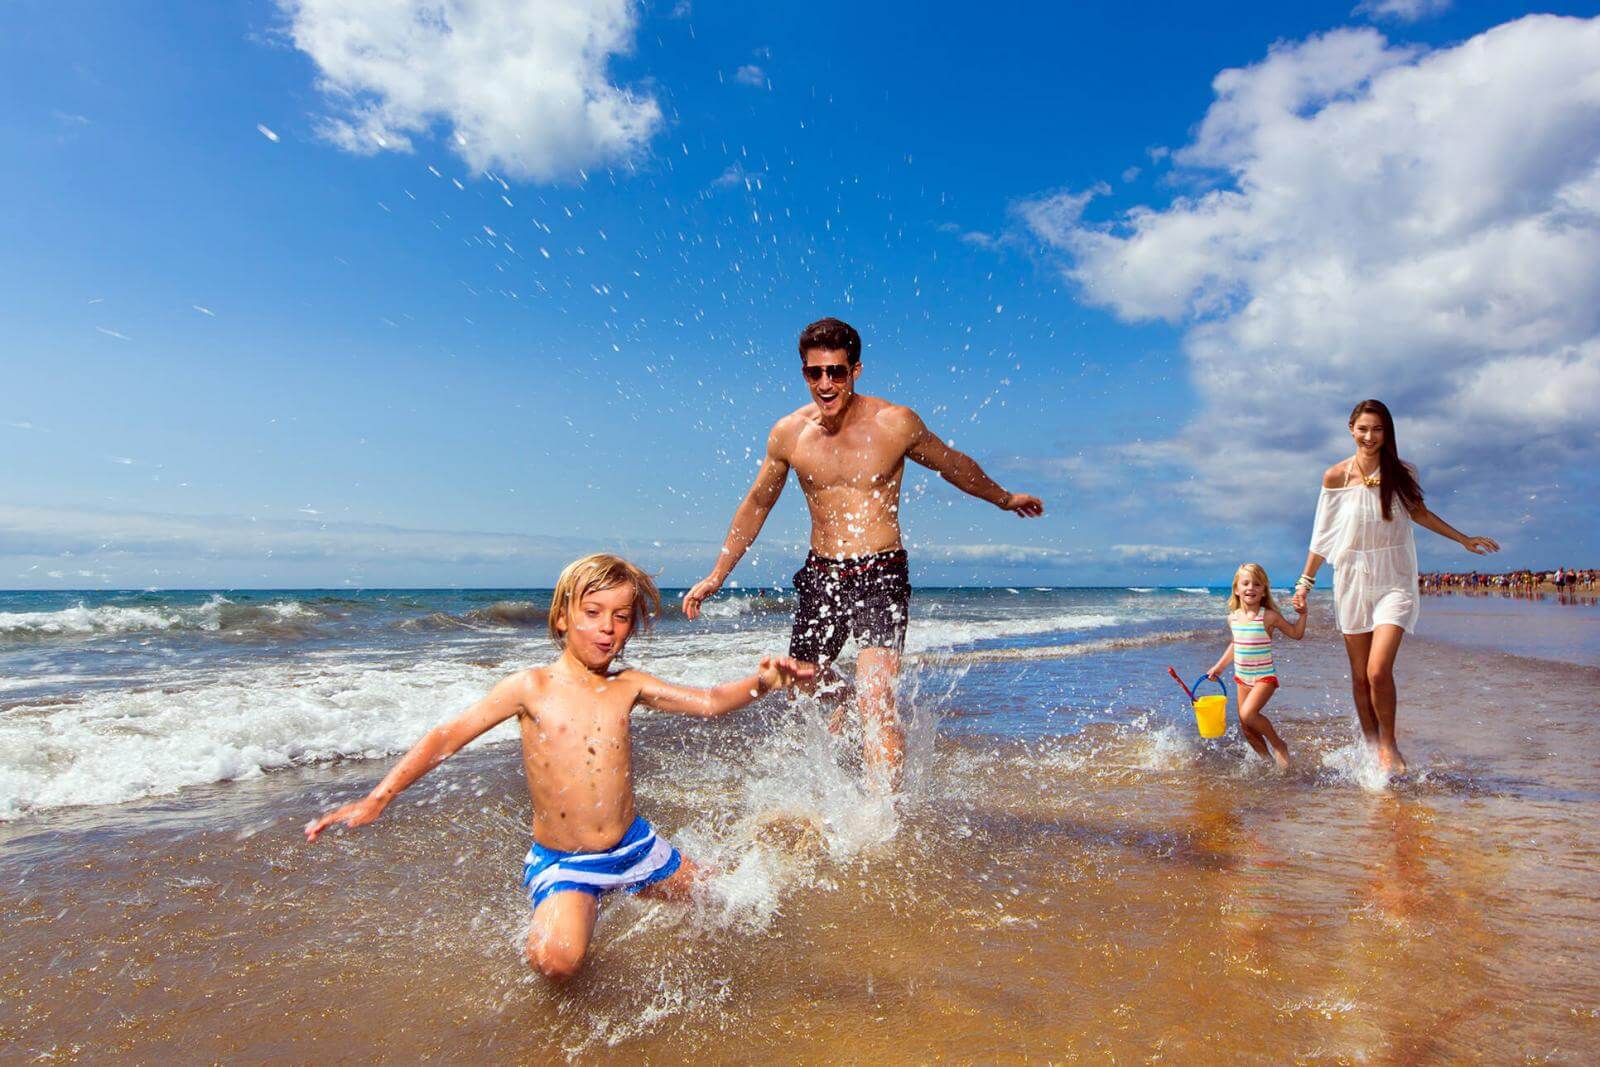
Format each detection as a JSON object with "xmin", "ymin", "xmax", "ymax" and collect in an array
[
  {"xmin": 1462, "ymin": 535, "xmax": 1500, "ymax": 555},
  {"xmin": 1291, "ymin": 589, "xmax": 1308, "ymax": 613}
]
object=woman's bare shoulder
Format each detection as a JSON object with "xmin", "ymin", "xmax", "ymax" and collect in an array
[{"xmin": 1321, "ymin": 460, "xmax": 1351, "ymax": 489}]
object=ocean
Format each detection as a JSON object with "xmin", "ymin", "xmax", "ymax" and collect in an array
[{"xmin": 3, "ymin": 585, "xmax": 1598, "ymax": 1061}]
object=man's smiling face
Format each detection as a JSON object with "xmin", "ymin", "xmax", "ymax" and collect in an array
[{"xmin": 801, "ymin": 347, "xmax": 860, "ymax": 418}]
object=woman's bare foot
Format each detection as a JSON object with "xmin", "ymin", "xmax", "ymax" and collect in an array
[
  {"xmin": 1377, "ymin": 743, "xmax": 1408, "ymax": 775},
  {"xmin": 1270, "ymin": 745, "xmax": 1292, "ymax": 773}
]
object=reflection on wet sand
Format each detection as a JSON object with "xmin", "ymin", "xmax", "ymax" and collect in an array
[{"xmin": 3, "ymin": 635, "xmax": 1599, "ymax": 1062}]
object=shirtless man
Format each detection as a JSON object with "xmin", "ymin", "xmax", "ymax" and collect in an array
[{"xmin": 682, "ymin": 317, "xmax": 1044, "ymax": 785}]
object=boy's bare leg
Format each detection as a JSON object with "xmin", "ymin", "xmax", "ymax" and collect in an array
[
  {"xmin": 856, "ymin": 647, "xmax": 903, "ymax": 789},
  {"xmin": 1366, "ymin": 625, "xmax": 1407, "ymax": 774},
  {"xmin": 1238, "ymin": 683, "xmax": 1291, "ymax": 771},
  {"xmin": 638, "ymin": 856, "xmax": 702, "ymax": 903},
  {"xmin": 1341, "ymin": 632, "xmax": 1381, "ymax": 747},
  {"xmin": 525, "ymin": 891, "xmax": 598, "ymax": 981}
]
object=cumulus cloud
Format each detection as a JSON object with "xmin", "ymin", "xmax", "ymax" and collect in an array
[
  {"xmin": 278, "ymin": 0, "xmax": 661, "ymax": 181},
  {"xmin": 1354, "ymin": 0, "xmax": 1451, "ymax": 23},
  {"xmin": 733, "ymin": 64, "xmax": 766, "ymax": 88},
  {"xmin": 1023, "ymin": 16, "xmax": 1600, "ymax": 527}
]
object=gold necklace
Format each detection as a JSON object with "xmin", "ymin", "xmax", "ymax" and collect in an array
[{"xmin": 1353, "ymin": 457, "xmax": 1380, "ymax": 487}]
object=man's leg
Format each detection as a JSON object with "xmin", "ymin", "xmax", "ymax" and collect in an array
[
  {"xmin": 524, "ymin": 890, "xmax": 598, "ymax": 981},
  {"xmin": 856, "ymin": 646, "xmax": 903, "ymax": 789}
]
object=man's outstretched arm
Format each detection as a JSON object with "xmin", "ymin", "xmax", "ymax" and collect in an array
[
  {"xmin": 683, "ymin": 424, "xmax": 791, "ymax": 619},
  {"xmin": 904, "ymin": 411, "xmax": 1044, "ymax": 517}
]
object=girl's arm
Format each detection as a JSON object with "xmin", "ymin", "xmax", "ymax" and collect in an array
[
  {"xmin": 304, "ymin": 672, "xmax": 528, "ymax": 841},
  {"xmin": 1207, "ymin": 642, "xmax": 1234, "ymax": 681},
  {"xmin": 1269, "ymin": 606, "xmax": 1307, "ymax": 641},
  {"xmin": 631, "ymin": 657, "xmax": 814, "ymax": 718},
  {"xmin": 1410, "ymin": 504, "xmax": 1500, "ymax": 555}
]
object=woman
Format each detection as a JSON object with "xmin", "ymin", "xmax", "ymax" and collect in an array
[{"xmin": 1291, "ymin": 400, "xmax": 1499, "ymax": 774}]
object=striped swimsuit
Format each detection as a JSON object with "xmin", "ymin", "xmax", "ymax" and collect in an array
[{"xmin": 1230, "ymin": 611, "xmax": 1278, "ymax": 689}]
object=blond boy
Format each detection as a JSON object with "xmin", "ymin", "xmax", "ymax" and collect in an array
[{"xmin": 305, "ymin": 554, "xmax": 811, "ymax": 980}]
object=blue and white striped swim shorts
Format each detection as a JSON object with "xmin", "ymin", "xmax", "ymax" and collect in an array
[{"xmin": 519, "ymin": 816, "xmax": 682, "ymax": 909}]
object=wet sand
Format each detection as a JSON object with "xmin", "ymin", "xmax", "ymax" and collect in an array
[{"xmin": 4, "ymin": 627, "xmax": 1599, "ymax": 1063}]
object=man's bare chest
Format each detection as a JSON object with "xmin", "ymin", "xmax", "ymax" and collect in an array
[{"xmin": 791, "ymin": 434, "xmax": 906, "ymax": 490}]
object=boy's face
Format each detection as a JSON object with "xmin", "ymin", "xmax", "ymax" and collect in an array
[{"xmin": 559, "ymin": 583, "xmax": 637, "ymax": 669}]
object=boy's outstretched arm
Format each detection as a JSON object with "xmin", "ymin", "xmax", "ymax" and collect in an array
[
  {"xmin": 304, "ymin": 672, "xmax": 528, "ymax": 842},
  {"xmin": 632, "ymin": 657, "xmax": 815, "ymax": 718},
  {"xmin": 902, "ymin": 409, "xmax": 1043, "ymax": 516}
]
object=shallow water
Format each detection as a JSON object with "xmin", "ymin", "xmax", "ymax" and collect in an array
[{"xmin": 3, "ymin": 586, "xmax": 1599, "ymax": 1062}]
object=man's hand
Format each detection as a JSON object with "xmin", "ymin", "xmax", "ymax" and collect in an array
[
  {"xmin": 304, "ymin": 796, "xmax": 384, "ymax": 842},
  {"xmin": 682, "ymin": 574, "xmax": 724, "ymax": 620},
  {"xmin": 1000, "ymin": 492, "xmax": 1044, "ymax": 517},
  {"xmin": 758, "ymin": 656, "xmax": 815, "ymax": 693}
]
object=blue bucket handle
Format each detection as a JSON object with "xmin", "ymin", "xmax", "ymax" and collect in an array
[{"xmin": 1191, "ymin": 674, "xmax": 1227, "ymax": 699}]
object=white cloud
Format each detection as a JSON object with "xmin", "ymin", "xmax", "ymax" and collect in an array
[
  {"xmin": 1023, "ymin": 16, "xmax": 1600, "ymax": 525},
  {"xmin": 1354, "ymin": 0, "xmax": 1451, "ymax": 23},
  {"xmin": 1112, "ymin": 544, "xmax": 1215, "ymax": 564},
  {"xmin": 922, "ymin": 543, "xmax": 1072, "ymax": 565},
  {"xmin": 279, "ymin": 0, "xmax": 661, "ymax": 181},
  {"xmin": 734, "ymin": 64, "xmax": 766, "ymax": 88}
]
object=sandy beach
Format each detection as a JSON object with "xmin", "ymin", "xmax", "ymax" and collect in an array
[{"xmin": 4, "ymin": 591, "xmax": 1598, "ymax": 1063}]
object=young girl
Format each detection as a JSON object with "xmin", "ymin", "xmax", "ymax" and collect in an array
[{"xmin": 1207, "ymin": 563, "xmax": 1306, "ymax": 770}]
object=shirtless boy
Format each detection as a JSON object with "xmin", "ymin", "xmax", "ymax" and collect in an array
[
  {"xmin": 682, "ymin": 318, "xmax": 1043, "ymax": 785},
  {"xmin": 305, "ymin": 553, "xmax": 811, "ymax": 980}
]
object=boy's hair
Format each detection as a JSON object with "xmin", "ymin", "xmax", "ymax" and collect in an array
[
  {"xmin": 1228, "ymin": 563, "xmax": 1279, "ymax": 614},
  {"xmin": 798, "ymin": 317, "xmax": 862, "ymax": 365},
  {"xmin": 547, "ymin": 553, "xmax": 662, "ymax": 648}
]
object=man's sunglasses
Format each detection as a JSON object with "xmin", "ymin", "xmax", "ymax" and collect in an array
[{"xmin": 803, "ymin": 364, "xmax": 852, "ymax": 383}]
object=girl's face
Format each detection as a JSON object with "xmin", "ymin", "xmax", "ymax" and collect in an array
[
  {"xmin": 1235, "ymin": 570, "xmax": 1265, "ymax": 606},
  {"xmin": 1350, "ymin": 413, "xmax": 1386, "ymax": 454}
]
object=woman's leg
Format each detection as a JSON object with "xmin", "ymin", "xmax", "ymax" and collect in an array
[
  {"xmin": 1341, "ymin": 631, "xmax": 1379, "ymax": 745},
  {"xmin": 1237, "ymin": 681, "xmax": 1290, "ymax": 770},
  {"xmin": 1366, "ymin": 624, "xmax": 1407, "ymax": 773}
]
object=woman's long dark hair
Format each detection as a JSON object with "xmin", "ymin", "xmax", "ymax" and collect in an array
[{"xmin": 1349, "ymin": 399, "xmax": 1424, "ymax": 520}]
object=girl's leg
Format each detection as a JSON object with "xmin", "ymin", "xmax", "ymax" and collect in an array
[
  {"xmin": 1233, "ymin": 682, "xmax": 1270, "ymax": 758},
  {"xmin": 1366, "ymin": 624, "xmax": 1407, "ymax": 773},
  {"xmin": 1238, "ymin": 682, "xmax": 1291, "ymax": 771},
  {"xmin": 525, "ymin": 891, "xmax": 598, "ymax": 981},
  {"xmin": 1341, "ymin": 631, "xmax": 1380, "ymax": 745}
]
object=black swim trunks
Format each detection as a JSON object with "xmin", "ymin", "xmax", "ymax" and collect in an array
[{"xmin": 788, "ymin": 548, "xmax": 911, "ymax": 665}]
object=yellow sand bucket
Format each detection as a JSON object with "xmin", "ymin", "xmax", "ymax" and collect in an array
[{"xmin": 1189, "ymin": 675, "xmax": 1228, "ymax": 739}]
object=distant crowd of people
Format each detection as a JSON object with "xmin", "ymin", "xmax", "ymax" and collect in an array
[{"xmin": 1420, "ymin": 567, "xmax": 1596, "ymax": 593}]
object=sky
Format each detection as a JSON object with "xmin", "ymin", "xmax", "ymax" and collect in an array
[{"xmin": 2, "ymin": 0, "xmax": 1597, "ymax": 589}]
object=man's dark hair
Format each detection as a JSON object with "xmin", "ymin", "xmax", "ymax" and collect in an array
[{"xmin": 798, "ymin": 317, "xmax": 862, "ymax": 365}]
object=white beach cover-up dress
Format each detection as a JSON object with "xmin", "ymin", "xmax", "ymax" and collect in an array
[{"xmin": 1309, "ymin": 482, "xmax": 1421, "ymax": 635}]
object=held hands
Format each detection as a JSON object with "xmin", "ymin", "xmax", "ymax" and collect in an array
[
  {"xmin": 1291, "ymin": 589, "xmax": 1308, "ymax": 613},
  {"xmin": 1462, "ymin": 535, "xmax": 1500, "ymax": 555},
  {"xmin": 682, "ymin": 573, "xmax": 725, "ymax": 620},
  {"xmin": 1000, "ymin": 492, "xmax": 1044, "ymax": 517},
  {"xmin": 757, "ymin": 656, "xmax": 815, "ymax": 693},
  {"xmin": 304, "ymin": 795, "xmax": 385, "ymax": 843}
]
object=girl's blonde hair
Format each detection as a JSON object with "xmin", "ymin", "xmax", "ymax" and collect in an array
[
  {"xmin": 547, "ymin": 553, "xmax": 662, "ymax": 648},
  {"xmin": 1228, "ymin": 563, "xmax": 1278, "ymax": 613}
]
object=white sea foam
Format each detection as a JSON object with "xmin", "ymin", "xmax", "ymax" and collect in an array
[
  {"xmin": 0, "ymin": 594, "xmax": 318, "ymax": 638},
  {"xmin": 1178, "ymin": 587, "xmax": 1213, "ymax": 595}
]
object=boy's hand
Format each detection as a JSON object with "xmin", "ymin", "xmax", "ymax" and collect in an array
[
  {"xmin": 758, "ymin": 656, "xmax": 815, "ymax": 692},
  {"xmin": 304, "ymin": 796, "xmax": 385, "ymax": 842}
]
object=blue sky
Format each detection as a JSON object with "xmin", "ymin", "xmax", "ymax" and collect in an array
[{"xmin": 2, "ymin": 0, "xmax": 1597, "ymax": 589}]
